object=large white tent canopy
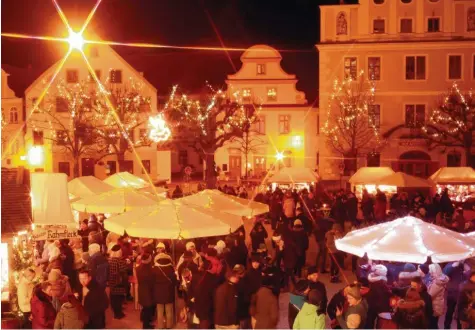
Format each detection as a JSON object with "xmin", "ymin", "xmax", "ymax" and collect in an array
[
  {"xmin": 376, "ymin": 172, "xmax": 433, "ymax": 188},
  {"xmin": 348, "ymin": 167, "xmax": 395, "ymax": 185},
  {"xmin": 71, "ymin": 188, "xmax": 160, "ymax": 214},
  {"xmin": 104, "ymin": 172, "xmax": 151, "ymax": 189},
  {"xmin": 104, "ymin": 199, "xmax": 242, "ymax": 239},
  {"xmin": 68, "ymin": 176, "xmax": 114, "ymax": 200},
  {"xmin": 429, "ymin": 167, "xmax": 475, "ymax": 184},
  {"xmin": 269, "ymin": 167, "xmax": 319, "ymax": 184},
  {"xmin": 179, "ymin": 189, "xmax": 269, "ymax": 217},
  {"xmin": 336, "ymin": 216, "xmax": 474, "ymax": 264}
]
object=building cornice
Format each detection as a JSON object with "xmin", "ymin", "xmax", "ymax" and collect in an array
[{"xmin": 316, "ymin": 38, "xmax": 475, "ymax": 51}]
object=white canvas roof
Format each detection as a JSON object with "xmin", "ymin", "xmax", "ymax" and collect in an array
[
  {"xmin": 349, "ymin": 167, "xmax": 395, "ymax": 185},
  {"xmin": 68, "ymin": 176, "xmax": 114, "ymax": 200},
  {"xmin": 104, "ymin": 172, "xmax": 151, "ymax": 189},
  {"xmin": 429, "ymin": 167, "xmax": 475, "ymax": 184},
  {"xmin": 269, "ymin": 167, "xmax": 319, "ymax": 184},
  {"xmin": 376, "ymin": 172, "xmax": 433, "ymax": 188}
]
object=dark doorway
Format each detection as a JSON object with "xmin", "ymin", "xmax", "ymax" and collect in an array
[{"xmin": 81, "ymin": 158, "xmax": 95, "ymax": 176}]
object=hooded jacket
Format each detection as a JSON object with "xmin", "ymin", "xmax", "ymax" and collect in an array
[
  {"xmin": 214, "ymin": 281, "xmax": 239, "ymax": 326},
  {"xmin": 393, "ymin": 299, "xmax": 428, "ymax": 329},
  {"xmin": 293, "ymin": 302, "xmax": 326, "ymax": 329},
  {"xmin": 427, "ymin": 267, "xmax": 450, "ymax": 317},
  {"xmin": 136, "ymin": 262, "xmax": 155, "ymax": 307},
  {"xmin": 88, "ymin": 251, "xmax": 109, "ymax": 289},
  {"xmin": 153, "ymin": 253, "xmax": 178, "ymax": 304},
  {"xmin": 53, "ymin": 301, "xmax": 88, "ymax": 329},
  {"xmin": 31, "ymin": 285, "xmax": 56, "ymax": 329},
  {"xmin": 457, "ymin": 278, "xmax": 475, "ymax": 322},
  {"xmin": 250, "ymin": 286, "xmax": 279, "ymax": 329}
]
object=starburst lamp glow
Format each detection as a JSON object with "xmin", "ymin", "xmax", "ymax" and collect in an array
[
  {"xmin": 148, "ymin": 114, "xmax": 171, "ymax": 142},
  {"xmin": 68, "ymin": 30, "xmax": 84, "ymax": 50},
  {"xmin": 275, "ymin": 152, "xmax": 284, "ymax": 161}
]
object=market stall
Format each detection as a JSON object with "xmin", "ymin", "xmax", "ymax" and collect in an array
[
  {"xmin": 178, "ymin": 189, "xmax": 269, "ymax": 217},
  {"xmin": 335, "ymin": 216, "xmax": 475, "ymax": 263},
  {"xmin": 429, "ymin": 167, "xmax": 475, "ymax": 202},
  {"xmin": 104, "ymin": 171, "xmax": 151, "ymax": 189},
  {"xmin": 104, "ymin": 198, "xmax": 242, "ymax": 239},
  {"xmin": 349, "ymin": 167, "xmax": 396, "ymax": 198},
  {"xmin": 68, "ymin": 176, "xmax": 114, "ymax": 201},
  {"xmin": 375, "ymin": 172, "xmax": 434, "ymax": 192},
  {"xmin": 268, "ymin": 167, "xmax": 319, "ymax": 191}
]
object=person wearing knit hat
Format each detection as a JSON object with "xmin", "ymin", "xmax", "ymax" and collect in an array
[
  {"xmin": 136, "ymin": 253, "xmax": 155, "ymax": 329},
  {"xmin": 156, "ymin": 241, "xmax": 166, "ymax": 253},
  {"xmin": 397, "ymin": 263, "xmax": 421, "ymax": 288},
  {"xmin": 365, "ymin": 265, "xmax": 392, "ymax": 329},
  {"xmin": 108, "ymin": 244, "xmax": 128, "ymax": 319},
  {"xmin": 250, "ymin": 219, "xmax": 268, "ymax": 254},
  {"xmin": 177, "ymin": 241, "xmax": 203, "ymax": 271},
  {"xmin": 153, "ymin": 251, "xmax": 178, "ymax": 329},
  {"xmin": 48, "ymin": 268, "xmax": 72, "ymax": 312},
  {"xmin": 368, "ymin": 264, "xmax": 388, "ymax": 283},
  {"xmin": 306, "ymin": 266, "xmax": 328, "ymax": 319},
  {"xmin": 337, "ymin": 284, "xmax": 368, "ymax": 329},
  {"xmin": 214, "ymin": 240, "xmax": 226, "ymax": 255},
  {"xmin": 293, "ymin": 217, "xmax": 309, "ymax": 278},
  {"xmin": 87, "ymin": 242, "xmax": 109, "ymax": 290}
]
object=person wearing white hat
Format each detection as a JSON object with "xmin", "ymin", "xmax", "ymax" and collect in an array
[
  {"xmin": 365, "ymin": 265, "xmax": 392, "ymax": 328},
  {"xmin": 176, "ymin": 241, "xmax": 203, "ymax": 271}
]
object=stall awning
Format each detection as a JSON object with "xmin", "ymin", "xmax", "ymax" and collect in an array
[
  {"xmin": 348, "ymin": 167, "xmax": 395, "ymax": 185},
  {"xmin": 68, "ymin": 176, "xmax": 114, "ymax": 200},
  {"xmin": 104, "ymin": 172, "xmax": 151, "ymax": 189},
  {"xmin": 376, "ymin": 172, "xmax": 433, "ymax": 188},
  {"xmin": 429, "ymin": 167, "xmax": 475, "ymax": 184},
  {"xmin": 269, "ymin": 167, "xmax": 319, "ymax": 184}
]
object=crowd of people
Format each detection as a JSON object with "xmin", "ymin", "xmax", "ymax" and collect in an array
[{"xmin": 13, "ymin": 183, "xmax": 475, "ymax": 329}]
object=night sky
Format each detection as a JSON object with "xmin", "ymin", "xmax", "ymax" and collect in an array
[{"xmin": 1, "ymin": 0, "xmax": 355, "ymax": 99}]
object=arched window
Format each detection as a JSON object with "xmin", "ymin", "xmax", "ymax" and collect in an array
[
  {"xmin": 9, "ymin": 107, "xmax": 18, "ymax": 124},
  {"xmin": 468, "ymin": 7, "xmax": 475, "ymax": 32},
  {"xmin": 337, "ymin": 12, "xmax": 348, "ymax": 35}
]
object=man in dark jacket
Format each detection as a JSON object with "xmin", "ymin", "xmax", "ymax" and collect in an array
[
  {"xmin": 307, "ymin": 266, "xmax": 328, "ymax": 312},
  {"xmin": 136, "ymin": 253, "xmax": 155, "ymax": 329},
  {"xmin": 78, "ymin": 220, "xmax": 90, "ymax": 252},
  {"xmin": 153, "ymin": 253, "xmax": 178, "ymax": 329},
  {"xmin": 365, "ymin": 265, "xmax": 391, "ymax": 329},
  {"xmin": 86, "ymin": 243, "xmax": 109, "ymax": 290},
  {"xmin": 410, "ymin": 277, "xmax": 433, "ymax": 325},
  {"xmin": 78, "ymin": 269, "xmax": 109, "ymax": 329},
  {"xmin": 59, "ymin": 239, "xmax": 75, "ymax": 289},
  {"xmin": 292, "ymin": 219, "xmax": 309, "ymax": 277},
  {"xmin": 240, "ymin": 257, "xmax": 262, "ymax": 328},
  {"xmin": 444, "ymin": 261, "xmax": 468, "ymax": 329},
  {"xmin": 295, "ymin": 207, "xmax": 312, "ymax": 235},
  {"xmin": 214, "ymin": 267, "xmax": 242, "ymax": 328},
  {"xmin": 458, "ymin": 270, "xmax": 475, "ymax": 329},
  {"xmin": 250, "ymin": 268, "xmax": 279, "ymax": 329},
  {"xmin": 313, "ymin": 217, "xmax": 334, "ymax": 273}
]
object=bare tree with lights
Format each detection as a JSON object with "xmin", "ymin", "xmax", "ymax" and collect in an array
[
  {"xmin": 95, "ymin": 81, "xmax": 154, "ymax": 171},
  {"xmin": 322, "ymin": 73, "xmax": 383, "ymax": 173},
  {"xmin": 28, "ymin": 80, "xmax": 101, "ymax": 177},
  {"xmin": 166, "ymin": 85, "xmax": 258, "ymax": 188},
  {"xmin": 422, "ymin": 84, "xmax": 475, "ymax": 166}
]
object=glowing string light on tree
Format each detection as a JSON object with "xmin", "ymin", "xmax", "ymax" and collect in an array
[{"xmin": 148, "ymin": 114, "xmax": 171, "ymax": 142}]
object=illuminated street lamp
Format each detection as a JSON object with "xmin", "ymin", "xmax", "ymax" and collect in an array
[
  {"xmin": 27, "ymin": 146, "xmax": 44, "ymax": 166},
  {"xmin": 275, "ymin": 151, "xmax": 284, "ymax": 161},
  {"xmin": 67, "ymin": 30, "xmax": 84, "ymax": 51}
]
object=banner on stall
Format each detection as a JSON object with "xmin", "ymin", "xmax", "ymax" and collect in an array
[{"xmin": 33, "ymin": 224, "xmax": 79, "ymax": 241}]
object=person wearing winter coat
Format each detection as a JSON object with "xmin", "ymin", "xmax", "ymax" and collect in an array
[
  {"xmin": 307, "ymin": 267, "xmax": 328, "ymax": 313},
  {"xmin": 48, "ymin": 269, "xmax": 72, "ymax": 312},
  {"xmin": 393, "ymin": 263, "xmax": 420, "ymax": 292},
  {"xmin": 54, "ymin": 294, "xmax": 88, "ymax": 329},
  {"xmin": 31, "ymin": 281, "xmax": 57, "ymax": 329},
  {"xmin": 440, "ymin": 188, "xmax": 454, "ymax": 215},
  {"xmin": 336, "ymin": 284, "xmax": 369, "ymax": 329},
  {"xmin": 58, "ymin": 240, "xmax": 75, "ymax": 288},
  {"xmin": 443, "ymin": 261, "xmax": 470, "ymax": 329},
  {"xmin": 345, "ymin": 192, "xmax": 358, "ymax": 223},
  {"xmin": 326, "ymin": 223, "xmax": 343, "ymax": 283},
  {"xmin": 292, "ymin": 219, "xmax": 309, "ymax": 278},
  {"xmin": 108, "ymin": 245, "xmax": 128, "ymax": 319},
  {"xmin": 35, "ymin": 240, "xmax": 52, "ymax": 269},
  {"xmin": 393, "ymin": 287, "xmax": 428, "ymax": 329},
  {"xmin": 457, "ymin": 270, "xmax": 475, "ymax": 329},
  {"xmin": 214, "ymin": 269, "xmax": 241, "ymax": 328},
  {"xmin": 154, "ymin": 252, "xmax": 178, "ymax": 329},
  {"xmin": 365, "ymin": 265, "xmax": 392, "ymax": 329},
  {"xmin": 410, "ymin": 277, "xmax": 434, "ymax": 327},
  {"xmin": 78, "ymin": 269, "xmax": 109, "ymax": 329},
  {"xmin": 288, "ymin": 280, "xmax": 310, "ymax": 328},
  {"xmin": 283, "ymin": 193, "xmax": 296, "ymax": 220},
  {"xmin": 17, "ymin": 268, "xmax": 36, "ymax": 327},
  {"xmin": 135, "ymin": 253, "xmax": 155, "ymax": 329},
  {"xmin": 293, "ymin": 289, "xmax": 326, "ymax": 329},
  {"xmin": 427, "ymin": 263, "xmax": 449, "ymax": 329},
  {"xmin": 86, "ymin": 243, "xmax": 109, "ymax": 290},
  {"xmin": 176, "ymin": 241, "xmax": 203, "ymax": 271},
  {"xmin": 69, "ymin": 238, "xmax": 84, "ymax": 271},
  {"xmin": 250, "ymin": 271, "xmax": 279, "ymax": 329},
  {"xmin": 269, "ymin": 194, "xmax": 283, "ymax": 230},
  {"xmin": 250, "ymin": 220, "xmax": 268, "ymax": 253},
  {"xmin": 361, "ymin": 190, "xmax": 375, "ymax": 221},
  {"xmin": 314, "ymin": 217, "xmax": 334, "ymax": 273},
  {"xmin": 45, "ymin": 245, "xmax": 63, "ymax": 276}
]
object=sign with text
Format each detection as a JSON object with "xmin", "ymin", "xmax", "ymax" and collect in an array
[{"xmin": 33, "ymin": 224, "xmax": 79, "ymax": 241}]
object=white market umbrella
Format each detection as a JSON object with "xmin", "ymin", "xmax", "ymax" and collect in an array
[
  {"xmin": 429, "ymin": 167, "xmax": 475, "ymax": 184},
  {"xmin": 336, "ymin": 216, "xmax": 475, "ymax": 264},
  {"xmin": 465, "ymin": 231, "xmax": 475, "ymax": 242},
  {"xmin": 349, "ymin": 167, "xmax": 395, "ymax": 185},
  {"xmin": 376, "ymin": 172, "xmax": 433, "ymax": 188},
  {"xmin": 269, "ymin": 167, "xmax": 319, "ymax": 184},
  {"xmin": 68, "ymin": 176, "xmax": 115, "ymax": 200},
  {"xmin": 178, "ymin": 189, "xmax": 269, "ymax": 217},
  {"xmin": 104, "ymin": 199, "xmax": 242, "ymax": 239},
  {"xmin": 71, "ymin": 188, "xmax": 160, "ymax": 214},
  {"xmin": 104, "ymin": 172, "xmax": 151, "ymax": 189}
]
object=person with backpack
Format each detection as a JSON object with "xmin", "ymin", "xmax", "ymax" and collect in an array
[
  {"xmin": 85, "ymin": 243, "xmax": 109, "ymax": 290},
  {"xmin": 154, "ymin": 252, "xmax": 178, "ymax": 329},
  {"xmin": 293, "ymin": 289, "xmax": 326, "ymax": 329}
]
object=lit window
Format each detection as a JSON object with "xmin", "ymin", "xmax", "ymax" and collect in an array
[
  {"xmin": 344, "ymin": 57, "xmax": 357, "ymax": 79},
  {"xmin": 368, "ymin": 57, "xmax": 381, "ymax": 80},
  {"xmin": 9, "ymin": 107, "xmax": 18, "ymax": 124},
  {"xmin": 400, "ymin": 18, "xmax": 413, "ymax": 33},
  {"xmin": 257, "ymin": 64, "xmax": 266, "ymax": 75},
  {"xmin": 428, "ymin": 17, "xmax": 440, "ymax": 32},
  {"xmin": 110, "ymin": 70, "xmax": 122, "ymax": 83},
  {"xmin": 405, "ymin": 104, "xmax": 425, "ymax": 128},
  {"xmin": 267, "ymin": 88, "xmax": 277, "ymax": 101},
  {"xmin": 279, "ymin": 115, "xmax": 290, "ymax": 134},
  {"xmin": 56, "ymin": 97, "xmax": 69, "ymax": 112},
  {"xmin": 405, "ymin": 56, "xmax": 426, "ymax": 80},
  {"xmin": 66, "ymin": 69, "xmax": 79, "ymax": 83},
  {"xmin": 373, "ymin": 19, "xmax": 385, "ymax": 34},
  {"xmin": 448, "ymin": 55, "xmax": 462, "ymax": 80},
  {"xmin": 242, "ymin": 89, "xmax": 252, "ymax": 100},
  {"xmin": 368, "ymin": 104, "xmax": 381, "ymax": 128}
]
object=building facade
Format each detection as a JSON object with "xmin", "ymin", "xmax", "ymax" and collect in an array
[
  {"xmin": 24, "ymin": 43, "xmax": 171, "ymax": 182},
  {"xmin": 317, "ymin": 0, "xmax": 475, "ymax": 181},
  {"xmin": 1, "ymin": 69, "xmax": 25, "ymax": 169},
  {"xmin": 214, "ymin": 45, "xmax": 318, "ymax": 179}
]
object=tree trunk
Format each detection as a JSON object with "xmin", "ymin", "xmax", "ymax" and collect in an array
[
  {"xmin": 205, "ymin": 152, "xmax": 217, "ymax": 189},
  {"xmin": 73, "ymin": 159, "xmax": 80, "ymax": 178},
  {"xmin": 465, "ymin": 146, "xmax": 472, "ymax": 167}
]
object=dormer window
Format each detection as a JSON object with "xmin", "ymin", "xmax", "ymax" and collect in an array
[
  {"xmin": 267, "ymin": 88, "xmax": 277, "ymax": 101},
  {"xmin": 257, "ymin": 64, "xmax": 266, "ymax": 75}
]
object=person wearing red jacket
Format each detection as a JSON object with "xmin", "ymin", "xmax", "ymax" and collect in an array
[{"xmin": 31, "ymin": 281, "xmax": 56, "ymax": 329}]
